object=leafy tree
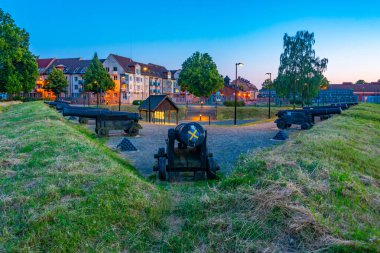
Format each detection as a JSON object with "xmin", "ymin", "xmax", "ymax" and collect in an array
[
  {"xmin": 275, "ymin": 31, "xmax": 328, "ymax": 108},
  {"xmin": 224, "ymin": 76, "xmax": 230, "ymax": 86},
  {"xmin": 0, "ymin": 8, "xmax": 38, "ymax": 95},
  {"xmin": 355, "ymin": 79, "xmax": 366, "ymax": 84},
  {"xmin": 83, "ymin": 53, "xmax": 114, "ymax": 105},
  {"xmin": 178, "ymin": 52, "xmax": 224, "ymax": 98},
  {"xmin": 262, "ymin": 78, "xmax": 273, "ymax": 89},
  {"xmin": 319, "ymin": 76, "xmax": 329, "ymax": 89},
  {"xmin": 45, "ymin": 66, "xmax": 68, "ymax": 97}
]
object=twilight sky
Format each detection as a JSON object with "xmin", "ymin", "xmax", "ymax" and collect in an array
[{"xmin": 2, "ymin": 0, "xmax": 380, "ymax": 88}]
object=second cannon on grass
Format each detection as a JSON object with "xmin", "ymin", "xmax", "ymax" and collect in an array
[{"xmin": 153, "ymin": 122, "xmax": 219, "ymax": 181}]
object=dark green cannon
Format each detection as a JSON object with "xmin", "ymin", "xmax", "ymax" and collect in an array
[
  {"xmin": 331, "ymin": 102, "xmax": 358, "ymax": 108},
  {"xmin": 275, "ymin": 107, "xmax": 342, "ymax": 130},
  {"xmin": 62, "ymin": 107, "xmax": 142, "ymax": 136},
  {"xmin": 153, "ymin": 122, "xmax": 219, "ymax": 181},
  {"xmin": 63, "ymin": 107, "xmax": 109, "ymax": 124},
  {"xmin": 44, "ymin": 101, "xmax": 70, "ymax": 111},
  {"xmin": 303, "ymin": 104, "xmax": 349, "ymax": 111}
]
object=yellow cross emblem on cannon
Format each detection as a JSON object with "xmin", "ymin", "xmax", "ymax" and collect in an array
[{"xmin": 188, "ymin": 129, "xmax": 199, "ymax": 141}]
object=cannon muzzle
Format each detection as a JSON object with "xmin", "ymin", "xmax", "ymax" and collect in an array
[{"xmin": 175, "ymin": 122, "xmax": 205, "ymax": 147}]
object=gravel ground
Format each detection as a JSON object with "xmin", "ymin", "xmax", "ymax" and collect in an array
[{"xmin": 104, "ymin": 121, "xmax": 298, "ymax": 176}]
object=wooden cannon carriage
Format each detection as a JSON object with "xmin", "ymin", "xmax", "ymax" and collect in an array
[{"xmin": 153, "ymin": 122, "xmax": 219, "ymax": 181}]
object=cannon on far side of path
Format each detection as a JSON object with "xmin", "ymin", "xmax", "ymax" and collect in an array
[
  {"xmin": 331, "ymin": 102, "xmax": 358, "ymax": 108},
  {"xmin": 62, "ymin": 107, "xmax": 142, "ymax": 136},
  {"xmin": 153, "ymin": 122, "xmax": 219, "ymax": 181},
  {"xmin": 275, "ymin": 107, "xmax": 342, "ymax": 130},
  {"xmin": 303, "ymin": 104, "xmax": 349, "ymax": 111}
]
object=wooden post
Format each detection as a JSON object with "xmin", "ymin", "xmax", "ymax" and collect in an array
[
  {"xmin": 168, "ymin": 111, "xmax": 171, "ymax": 124},
  {"xmin": 176, "ymin": 111, "xmax": 179, "ymax": 125}
]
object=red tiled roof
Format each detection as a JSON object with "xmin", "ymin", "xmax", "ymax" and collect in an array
[
  {"xmin": 37, "ymin": 58, "xmax": 55, "ymax": 68},
  {"xmin": 231, "ymin": 77, "xmax": 258, "ymax": 91},
  {"xmin": 110, "ymin": 54, "xmax": 169, "ymax": 79},
  {"xmin": 36, "ymin": 58, "xmax": 55, "ymax": 74},
  {"xmin": 45, "ymin": 58, "xmax": 92, "ymax": 75}
]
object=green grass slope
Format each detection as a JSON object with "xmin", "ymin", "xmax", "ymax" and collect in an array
[
  {"xmin": 166, "ymin": 104, "xmax": 380, "ymax": 252},
  {"xmin": 0, "ymin": 102, "xmax": 167, "ymax": 252}
]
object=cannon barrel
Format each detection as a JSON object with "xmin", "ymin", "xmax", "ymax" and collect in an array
[
  {"xmin": 175, "ymin": 122, "xmax": 206, "ymax": 147},
  {"xmin": 303, "ymin": 104, "xmax": 348, "ymax": 110},
  {"xmin": 62, "ymin": 107, "xmax": 139, "ymax": 121},
  {"xmin": 276, "ymin": 107, "xmax": 342, "ymax": 117},
  {"xmin": 44, "ymin": 101, "xmax": 69, "ymax": 107},
  {"xmin": 276, "ymin": 109, "xmax": 304, "ymax": 117},
  {"xmin": 331, "ymin": 102, "xmax": 358, "ymax": 108},
  {"xmin": 304, "ymin": 107, "xmax": 342, "ymax": 116}
]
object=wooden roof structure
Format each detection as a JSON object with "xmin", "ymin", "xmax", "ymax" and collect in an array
[{"xmin": 138, "ymin": 95, "xmax": 179, "ymax": 124}]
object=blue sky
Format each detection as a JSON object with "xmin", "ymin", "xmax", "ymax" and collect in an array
[{"xmin": 2, "ymin": 0, "xmax": 380, "ymax": 87}]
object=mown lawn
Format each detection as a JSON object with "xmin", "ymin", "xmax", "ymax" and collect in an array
[
  {"xmin": 0, "ymin": 102, "xmax": 167, "ymax": 252},
  {"xmin": 165, "ymin": 103, "xmax": 380, "ymax": 252}
]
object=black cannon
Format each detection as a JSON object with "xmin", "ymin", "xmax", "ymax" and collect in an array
[
  {"xmin": 153, "ymin": 122, "xmax": 219, "ymax": 181},
  {"xmin": 44, "ymin": 101, "xmax": 70, "ymax": 111},
  {"xmin": 331, "ymin": 102, "xmax": 358, "ymax": 108},
  {"xmin": 65, "ymin": 107, "xmax": 109, "ymax": 124},
  {"xmin": 275, "ymin": 107, "xmax": 342, "ymax": 130},
  {"xmin": 303, "ymin": 104, "xmax": 349, "ymax": 111},
  {"xmin": 63, "ymin": 107, "xmax": 142, "ymax": 136}
]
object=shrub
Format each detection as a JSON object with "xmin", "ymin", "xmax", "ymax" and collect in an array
[
  {"xmin": 132, "ymin": 100, "xmax": 144, "ymax": 105},
  {"xmin": 223, "ymin": 100, "xmax": 245, "ymax": 107},
  {"xmin": 12, "ymin": 95, "xmax": 23, "ymax": 101},
  {"xmin": 23, "ymin": 97, "xmax": 43, "ymax": 102}
]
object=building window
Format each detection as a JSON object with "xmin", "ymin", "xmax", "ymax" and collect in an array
[
  {"xmin": 106, "ymin": 67, "xmax": 109, "ymax": 72},
  {"xmin": 113, "ymin": 67, "xmax": 117, "ymax": 71},
  {"xmin": 130, "ymin": 76, "xmax": 133, "ymax": 81},
  {"xmin": 74, "ymin": 85, "xmax": 78, "ymax": 90},
  {"xmin": 114, "ymin": 75, "xmax": 118, "ymax": 80},
  {"xmin": 114, "ymin": 93, "xmax": 117, "ymax": 97}
]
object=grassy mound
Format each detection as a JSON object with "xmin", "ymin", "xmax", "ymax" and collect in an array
[
  {"xmin": 166, "ymin": 104, "xmax": 379, "ymax": 252},
  {"xmin": 0, "ymin": 102, "xmax": 167, "ymax": 252}
]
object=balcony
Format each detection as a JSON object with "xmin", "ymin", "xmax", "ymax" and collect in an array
[{"xmin": 78, "ymin": 80, "xmax": 84, "ymax": 85}]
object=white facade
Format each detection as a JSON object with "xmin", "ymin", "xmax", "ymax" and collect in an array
[{"xmin": 103, "ymin": 54, "xmax": 170, "ymax": 103}]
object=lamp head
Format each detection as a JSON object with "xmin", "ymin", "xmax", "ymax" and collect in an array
[{"xmin": 236, "ymin": 62, "xmax": 244, "ymax": 67}]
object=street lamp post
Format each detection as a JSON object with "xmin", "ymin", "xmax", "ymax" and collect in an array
[
  {"xmin": 234, "ymin": 63, "xmax": 244, "ymax": 125},
  {"xmin": 266, "ymin": 73, "xmax": 272, "ymax": 119}
]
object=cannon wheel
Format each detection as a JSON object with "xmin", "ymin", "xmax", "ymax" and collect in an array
[
  {"xmin": 125, "ymin": 126, "xmax": 139, "ymax": 137},
  {"xmin": 207, "ymin": 157, "xmax": 217, "ymax": 179},
  {"xmin": 301, "ymin": 123, "xmax": 312, "ymax": 130},
  {"xmin": 78, "ymin": 118, "xmax": 88, "ymax": 124},
  {"xmin": 276, "ymin": 119, "xmax": 287, "ymax": 129},
  {"xmin": 287, "ymin": 124, "xmax": 292, "ymax": 128},
  {"xmin": 158, "ymin": 157, "xmax": 167, "ymax": 181},
  {"xmin": 99, "ymin": 128, "xmax": 109, "ymax": 136}
]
